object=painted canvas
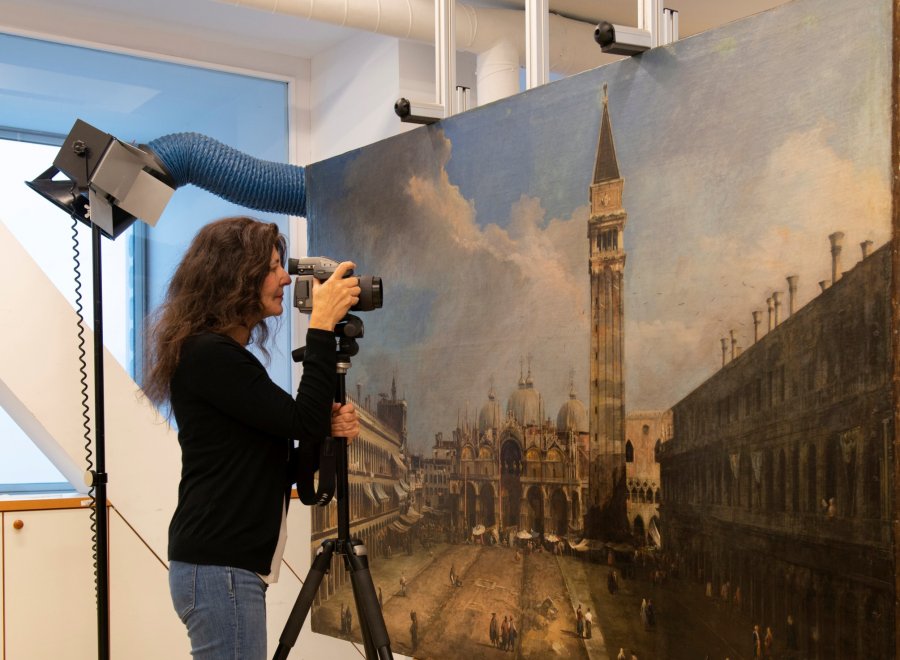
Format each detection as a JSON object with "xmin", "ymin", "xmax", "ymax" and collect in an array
[{"xmin": 304, "ymin": 0, "xmax": 896, "ymax": 657}]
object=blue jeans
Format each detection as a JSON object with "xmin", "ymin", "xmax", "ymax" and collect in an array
[{"xmin": 169, "ymin": 561, "xmax": 268, "ymax": 659}]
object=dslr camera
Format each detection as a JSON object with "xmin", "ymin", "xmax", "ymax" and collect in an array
[{"xmin": 289, "ymin": 256, "xmax": 383, "ymax": 313}]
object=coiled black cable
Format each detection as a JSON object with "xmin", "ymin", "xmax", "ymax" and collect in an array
[{"xmin": 70, "ymin": 186, "xmax": 100, "ymax": 605}]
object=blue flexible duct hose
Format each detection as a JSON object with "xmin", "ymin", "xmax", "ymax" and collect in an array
[{"xmin": 147, "ymin": 133, "xmax": 306, "ymax": 216}]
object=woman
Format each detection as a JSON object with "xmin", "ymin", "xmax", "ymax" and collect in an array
[{"xmin": 143, "ymin": 217, "xmax": 361, "ymax": 658}]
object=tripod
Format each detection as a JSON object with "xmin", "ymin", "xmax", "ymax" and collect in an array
[{"xmin": 274, "ymin": 319, "xmax": 394, "ymax": 660}]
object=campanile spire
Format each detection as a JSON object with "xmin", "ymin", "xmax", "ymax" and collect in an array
[{"xmin": 586, "ymin": 84, "xmax": 629, "ymax": 538}]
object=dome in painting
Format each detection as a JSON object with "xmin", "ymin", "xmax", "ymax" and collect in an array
[
  {"xmin": 479, "ymin": 386, "xmax": 503, "ymax": 433},
  {"xmin": 557, "ymin": 382, "xmax": 588, "ymax": 434},
  {"xmin": 508, "ymin": 367, "xmax": 541, "ymax": 427}
]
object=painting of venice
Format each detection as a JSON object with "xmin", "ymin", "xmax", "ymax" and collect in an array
[{"xmin": 304, "ymin": 0, "xmax": 896, "ymax": 657}]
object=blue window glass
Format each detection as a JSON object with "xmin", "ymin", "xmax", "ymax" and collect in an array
[{"xmin": 0, "ymin": 33, "xmax": 291, "ymax": 492}]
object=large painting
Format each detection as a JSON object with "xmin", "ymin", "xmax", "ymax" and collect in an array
[{"xmin": 303, "ymin": 0, "xmax": 896, "ymax": 657}]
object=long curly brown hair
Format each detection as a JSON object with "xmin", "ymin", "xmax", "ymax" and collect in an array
[{"xmin": 142, "ymin": 216, "xmax": 287, "ymax": 406}]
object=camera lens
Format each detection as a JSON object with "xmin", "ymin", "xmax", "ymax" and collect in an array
[
  {"xmin": 354, "ymin": 275, "xmax": 383, "ymax": 311},
  {"xmin": 370, "ymin": 277, "xmax": 383, "ymax": 308}
]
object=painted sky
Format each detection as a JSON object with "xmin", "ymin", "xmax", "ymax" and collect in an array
[{"xmin": 307, "ymin": 0, "xmax": 892, "ymax": 454}]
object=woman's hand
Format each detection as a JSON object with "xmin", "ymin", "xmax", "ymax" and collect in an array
[
  {"xmin": 309, "ymin": 261, "xmax": 361, "ymax": 332},
  {"xmin": 331, "ymin": 402, "xmax": 359, "ymax": 444}
]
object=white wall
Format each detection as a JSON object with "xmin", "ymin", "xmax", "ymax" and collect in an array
[
  {"xmin": 310, "ymin": 32, "xmax": 405, "ymax": 163},
  {"xmin": 398, "ymin": 41, "xmax": 479, "ymax": 110},
  {"xmin": 310, "ymin": 33, "xmax": 480, "ymax": 164}
]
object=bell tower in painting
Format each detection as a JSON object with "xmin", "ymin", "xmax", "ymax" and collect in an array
[{"xmin": 586, "ymin": 84, "xmax": 629, "ymax": 539}]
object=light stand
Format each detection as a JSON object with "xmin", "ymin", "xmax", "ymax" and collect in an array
[
  {"xmin": 26, "ymin": 119, "xmax": 175, "ymax": 660},
  {"xmin": 89, "ymin": 224, "xmax": 111, "ymax": 660},
  {"xmin": 275, "ymin": 317, "xmax": 394, "ymax": 660}
]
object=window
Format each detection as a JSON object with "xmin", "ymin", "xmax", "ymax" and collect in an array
[
  {"xmin": 0, "ymin": 403, "xmax": 69, "ymax": 493},
  {"xmin": 807, "ymin": 444, "xmax": 818, "ymax": 512},
  {"xmin": 0, "ymin": 32, "xmax": 289, "ymax": 493},
  {"xmin": 0, "ymin": 134, "xmax": 126, "ymax": 494}
]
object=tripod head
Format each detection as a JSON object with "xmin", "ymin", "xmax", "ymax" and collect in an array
[
  {"xmin": 291, "ymin": 313, "xmax": 363, "ymax": 364},
  {"xmin": 335, "ymin": 314, "xmax": 363, "ymax": 360}
]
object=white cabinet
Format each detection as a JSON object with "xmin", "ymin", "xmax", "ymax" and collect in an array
[
  {"xmin": 1, "ymin": 514, "xmax": 4, "ymax": 655},
  {"xmin": 1, "ymin": 505, "xmax": 192, "ymax": 659},
  {"xmin": 3, "ymin": 507, "xmax": 97, "ymax": 659}
]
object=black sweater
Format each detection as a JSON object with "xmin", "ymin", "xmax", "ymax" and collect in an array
[{"xmin": 168, "ymin": 329, "xmax": 336, "ymax": 574}]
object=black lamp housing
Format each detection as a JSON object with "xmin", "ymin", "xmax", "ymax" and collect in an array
[{"xmin": 25, "ymin": 119, "xmax": 174, "ymax": 240}]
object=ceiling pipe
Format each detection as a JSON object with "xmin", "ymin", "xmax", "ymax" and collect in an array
[
  {"xmin": 218, "ymin": 0, "xmax": 603, "ymax": 103},
  {"xmin": 477, "ymin": 40, "xmax": 521, "ymax": 105}
]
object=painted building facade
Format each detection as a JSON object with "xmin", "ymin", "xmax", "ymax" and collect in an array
[
  {"xmin": 624, "ymin": 410, "xmax": 673, "ymax": 544},
  {"xmin": 658, "ymin": 238, "xmax": 894, "ymax": 659},
  {"xmin": 309, "ymin": 388, "xmax": 409, "ymax": 604}
]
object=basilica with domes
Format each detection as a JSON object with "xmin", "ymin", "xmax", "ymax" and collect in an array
[{"xmin": 447, "ymin": 364, "xmax": 591, "ymax": 538}]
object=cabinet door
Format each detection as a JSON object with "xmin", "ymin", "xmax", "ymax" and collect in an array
[
  {"xmin": 109, "ymin": 511, "xmax": 189, "ymax": 658},
  {"xmin": 1, "ymin": 513, "xmax": 4, "ymax": 655},
  {"xmin": 4, "ymin": 508, "xmax": 98, "ymax": 659}
]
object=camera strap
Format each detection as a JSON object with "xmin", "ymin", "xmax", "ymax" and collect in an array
[{"xmin": 296, "ymin": 437, "xmax": 337, "ymax": 506}]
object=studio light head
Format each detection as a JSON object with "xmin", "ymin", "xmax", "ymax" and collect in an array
[{"xmin": 26, "ymin": 119, "xmax": 175, "ymax": 239}]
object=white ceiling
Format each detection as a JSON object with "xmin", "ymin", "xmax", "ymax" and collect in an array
[{"xmin": 12, "ymin": 0, "xmax": 792, "ymax": 60}]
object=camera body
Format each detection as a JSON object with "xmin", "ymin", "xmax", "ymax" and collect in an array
[{"xmin": 289, "ymin": 256, "xmax": 383, "ymax": 313}]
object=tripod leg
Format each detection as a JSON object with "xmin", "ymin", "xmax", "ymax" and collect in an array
[
  {"xmin": 344, "ymin": 539, "xmax": 394, "ymax": 660},
  {"xmin": 272, "ymin": 540, "xmax": 336, "ymax": 660},
  {"xmin": 347, "ymin": 561, "xmax": 378, "ymax": 660}
]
